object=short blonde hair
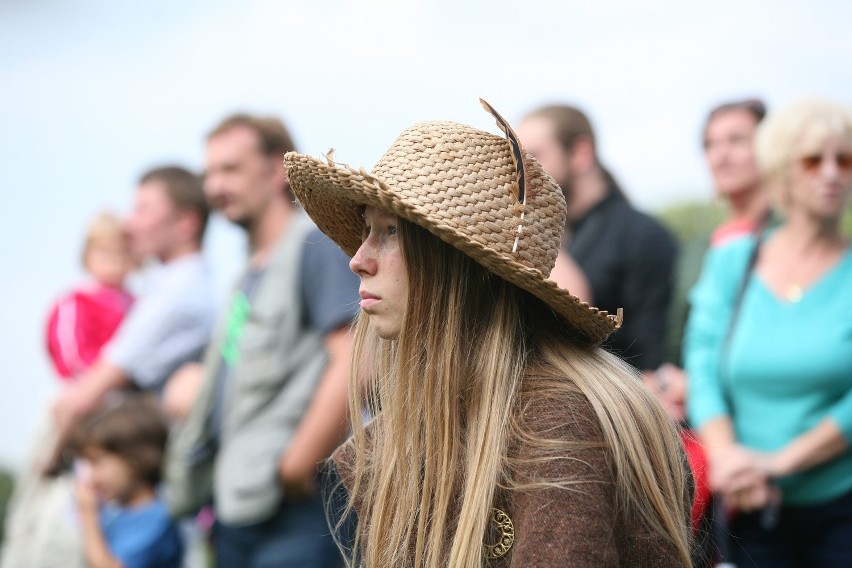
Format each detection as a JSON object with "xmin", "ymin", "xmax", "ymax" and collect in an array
[
  {"xmin": 756, "ymin": 97, "xmax": 852, "ymax": 214},
  {"xmin": 81, "ymin": 211, "xmax": 127, "ymax": 268}
]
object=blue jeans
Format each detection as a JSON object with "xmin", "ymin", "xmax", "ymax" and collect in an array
[
  {"xmin": 728, "ymin": 488, "xmax": 852, "ymax": 568},
  {"xmin": 213, "ymin": 491, "xmax": 343, "ymax": 568}
]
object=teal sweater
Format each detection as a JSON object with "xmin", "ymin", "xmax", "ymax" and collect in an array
[{"xmin": 685, "ymin": 235, "xmax": 852, "ymax": 505}]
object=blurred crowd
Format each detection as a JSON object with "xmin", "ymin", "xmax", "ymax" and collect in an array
[{"xmin": 0, "ymin": 95, "xmax": 850, "ymax": 568}]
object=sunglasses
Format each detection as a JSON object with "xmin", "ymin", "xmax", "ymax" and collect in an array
[{"xmin": 799, "ymin": 152, "xmax": 852, "ymax": 173}]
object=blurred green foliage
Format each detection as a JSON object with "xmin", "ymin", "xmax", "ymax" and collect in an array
[
  {"xmin": 0, "ymin": 467, "xmax": 13, "ymax": 544},
  {"xmin": 656, "ymin": 201, "xmax": 726, "ymax": 244},
  {"xmin": 657, "ymin": 201, "xmax": 852, "ymax": 244}
]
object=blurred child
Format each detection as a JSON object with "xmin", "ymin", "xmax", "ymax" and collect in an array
[
  {"xmin": 72, "ymin": 394, "xmax": 183, "ymax": 568},
  {"xmin": 46, "ymin": 211, "xmax": 134, "ymax": 380}
]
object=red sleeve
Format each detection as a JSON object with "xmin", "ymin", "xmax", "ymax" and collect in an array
[
  {"xmin": 45, "ymin": 294, "xmax": 78, "ymax": 379},
  {"xmin": 45, "ymin": 287, "xmax": 133, "ymax": 380}
]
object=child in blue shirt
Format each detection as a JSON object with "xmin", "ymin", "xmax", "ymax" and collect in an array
[{"xmin": 72, "ymin": 394, "xmax": 183, "ymax": 568}]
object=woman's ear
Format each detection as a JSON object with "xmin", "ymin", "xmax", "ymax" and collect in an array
[
  {"xmin": 568, "ymin": 136, "xmax": 596, "ymax": 175},
  {"xmin": 176, "ymin": 209, "xmax": 202, "ymax": 245},
  {"xmin": 273, "ymin": 154, "xmax": 288, "ymax": 188}
]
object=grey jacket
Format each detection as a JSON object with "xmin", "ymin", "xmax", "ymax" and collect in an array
[{"xmin": 166, "ymin": 213, "xmax": 329, "ymax": 525}]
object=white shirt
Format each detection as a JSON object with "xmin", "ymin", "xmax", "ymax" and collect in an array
[{"xmin": 106, "ymin": 253, "xmax": 215, "ymax": 390}]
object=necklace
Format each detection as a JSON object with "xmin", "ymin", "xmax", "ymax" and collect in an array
[{"xmin": 785, "ymin": 283, "xmax": 804, "ymax": 302}]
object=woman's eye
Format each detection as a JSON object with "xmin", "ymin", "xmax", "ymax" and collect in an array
[{"xmin": 387, "ymin": 225, "xmax": 397, "ymax": 236}]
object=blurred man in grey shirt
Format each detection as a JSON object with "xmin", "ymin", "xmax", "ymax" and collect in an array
[
  {"xmin": 52, "ymin": 166, "xmax": 215, "ymax": 448},
  {"xmin": 167, "ymin": 115, "xmax": 358, "ymax": 568}
]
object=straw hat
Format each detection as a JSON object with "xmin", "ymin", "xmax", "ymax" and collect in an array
[{"xmin": 284, "ymin": 100, "xmax": 621, "ymax": 343}]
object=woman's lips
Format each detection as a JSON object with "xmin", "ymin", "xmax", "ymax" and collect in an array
[{"xmin": 360, "ymin": 291, "xmax": 379, "ymax": 310}]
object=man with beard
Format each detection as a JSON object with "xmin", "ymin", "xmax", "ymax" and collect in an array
[
  {"xmin": 167, "ymin": 114, "xmax": 357, "ymax": 567},
  {"xmin": 517, "ymin": 105, "xmax": 677, "ymax": 376}
]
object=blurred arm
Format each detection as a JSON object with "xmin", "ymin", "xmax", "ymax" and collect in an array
[
  {"xmin": 767, "ymin": 419, "xmax": 848, "ymax": 478},
  {"xmin": 278, "ymin": 326, "xmax": 353, "ymax": 495},
  {"xmin": 161, "ymin": 362, "xmax": 204, "ymax": 422},
  {"xmin": 51, "ymin": 359, "xmax": 129, "ymax": 463},
  {"xmin": 76, "ymin": 479, "xmax": 124, "ymax": 568}
]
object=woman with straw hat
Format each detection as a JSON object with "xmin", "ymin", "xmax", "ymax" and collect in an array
[{"xmin": 284, "ymin": 100, "xmax": 693, "ymax": 567}]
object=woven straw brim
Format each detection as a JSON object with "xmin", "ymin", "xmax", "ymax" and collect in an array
[{"xmin": 285, "ymin": 152, "xmax": 620, "ymax": 344}]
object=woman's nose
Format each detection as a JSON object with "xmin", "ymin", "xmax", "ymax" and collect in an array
[
  {"xmin": 350, "ymin": 241, "xmax": 377, "ymax": 276},
  {"xmin": 820, "ymin": 154, "xmax": 843, "ymax": 180}
]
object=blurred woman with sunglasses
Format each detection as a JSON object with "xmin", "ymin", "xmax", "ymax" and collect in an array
[{"xmin": 685, "ymin": 97, "xmax": 852, "ymax": 567}]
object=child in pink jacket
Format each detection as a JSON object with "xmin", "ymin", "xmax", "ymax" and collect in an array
[{"xmin": 46, "ymin": 212, "xmax": 134, "ymax": 380}]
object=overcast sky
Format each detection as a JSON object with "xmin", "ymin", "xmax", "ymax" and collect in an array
[{"xmin": 1, "ymin": 0, "xmax": 850, "ymax": 468}]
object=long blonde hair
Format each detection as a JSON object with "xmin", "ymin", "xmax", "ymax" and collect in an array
[{"xmin": 339, "ymin": 219, "xmax": 692, "ymax": 567}]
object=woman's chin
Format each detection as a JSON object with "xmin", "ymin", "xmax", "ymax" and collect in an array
[{"xmin": 370, "ymin": 322, "xmax": 401, "ymax": 341}]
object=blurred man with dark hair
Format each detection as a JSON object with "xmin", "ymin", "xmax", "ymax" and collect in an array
[
  {"xmin": 517, "ymin": 105, "xmax": 677, "ymax": 375},
  {"xmin": 167, "ymin": 114, "xmax": 358, "ymax": 567}
]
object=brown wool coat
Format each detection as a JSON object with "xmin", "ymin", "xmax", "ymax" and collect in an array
[{"xmin": 332, "ymin": 388, "xmax": 688, "ymax": 567}]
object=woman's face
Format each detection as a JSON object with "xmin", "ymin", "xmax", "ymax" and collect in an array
[
  {"xmin": 349, "ymin": 206, "xmax": 409, "ymax": 340},
  {"xmin": 787, "ymin": 132, "xmax": 852, "ymax": 220},
  {"xmin": 80, "ymin": 446, "xmax": 140, "ymax": 505},
  {"xmin": 85, "ymin": 237, "xmax": 132, "ymax": 287},
  {"xmin": 703, "ymin": 109, "xmax": 761, "ymax": 198}
]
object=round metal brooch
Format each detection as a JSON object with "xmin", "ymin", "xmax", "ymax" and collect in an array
[{"xmin": 484, "ymin": 507, "xmax": 515, "ymax": 559}]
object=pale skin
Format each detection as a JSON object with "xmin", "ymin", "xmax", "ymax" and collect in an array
[
  {"xmin": 699, "ymin": 132, "xmax": 852, "ymax": 512},
  {"xmin": 641, "ymin": 363, "xmax": 687, "ymax": 423},
  {"xmin": 76, "ymin": 482, "xmax": 125, "ymax": 568},
  {"xmin": 161, "ymin": 362, "xmax": 204, "ymax": 422},
  {"xmin": 205, "ymin": 125, "xmax": 354, "ymax": 496},
  {"xmin": 348, "ymin": 207, "xmax": 409, "ymax": 341},
  {"xmin": 85, "ymin": 237, "xmax": 133, "ymax": 289},
  {"xmin": 550, "ymin": 252, "xmax": 592, "ymax": 304}
]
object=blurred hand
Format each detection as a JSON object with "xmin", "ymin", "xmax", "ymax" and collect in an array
[
  {"xmin": 43, "ymin": 385, "xmax": 93, "ymax": 476},
  {"xmin": 278, "ymin": 445, "xmax": 320, "ymax": 501},
  {"xmin": 279, "ymin": 468, "xmax": 316, "ymax": 501},
  {"xmin": 709, "ymin": 444, "xmax": 787, "ymax": 513},
  {"xmin": 53, "ymin": 384, "xmax": 91, "ymax": 435},
  {"xmin": 709, "ymin": 444, "xmax": 755, "ymax": 492},
  {"xmin": 728, "ymin": 479, "xmax": 781, "ymax": 513},
  {"xmin": 74, "ymin": 476, "xmax": 99, "ymax": 515}
]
